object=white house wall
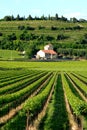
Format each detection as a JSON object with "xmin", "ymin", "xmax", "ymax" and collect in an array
[
  {"xmin": 44, "ymin": 45, "xmax": 53, "ymax": 50},
  {"xmin": 37, "ymin": 50, "xmax": 45, "ymax": 58}
]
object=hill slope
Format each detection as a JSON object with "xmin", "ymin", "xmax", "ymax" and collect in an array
[{"xmin": 0, "ymin": 20, "xmax": 87, "ymax": 59}]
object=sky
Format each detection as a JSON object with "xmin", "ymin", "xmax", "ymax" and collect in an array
[{"xmin": 0, "ymin": 0, "xmax": 87, "ymax": 20}]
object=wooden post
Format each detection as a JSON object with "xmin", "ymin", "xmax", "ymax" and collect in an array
[{"xmin": 26, "ymin": 111, "xmax": 29, "ymax": 130}]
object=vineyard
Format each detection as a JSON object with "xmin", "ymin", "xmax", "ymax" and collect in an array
[{"xmin": 0, "ymin": 61, "xmax": 87, "ymax": 130}]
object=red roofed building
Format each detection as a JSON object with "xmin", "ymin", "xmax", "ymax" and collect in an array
[{"xmin": 36, "ymin": 44, "xmax": 57, "ymax": 59}]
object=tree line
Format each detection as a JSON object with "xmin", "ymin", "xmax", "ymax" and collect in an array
[{"xmin": 0, "ymin": 14, "xmax": 87, "ymax": 23}]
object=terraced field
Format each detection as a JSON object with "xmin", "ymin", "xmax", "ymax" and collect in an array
[{"xmin": 0, "ymin": 61, "xmax": 87, "ymax": 130}]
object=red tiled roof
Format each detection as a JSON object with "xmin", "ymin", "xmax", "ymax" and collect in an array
[{"xmin": 42, "ymin": 50, "xmax": 57, "ymax": 55}]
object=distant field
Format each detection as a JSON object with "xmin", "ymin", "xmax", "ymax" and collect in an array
[
  {"xmin": 0, "ymin": 60, "xmax": 87, "ymax": 71},
  {"xmin": 0, "ymin": 49, "xmax": 24, "ymax": 60}
]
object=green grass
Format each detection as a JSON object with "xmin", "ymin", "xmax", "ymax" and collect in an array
[
  {"xmin": 0, "ymin": 60, "xmax": 87, "ymax": 72},
  {"xmin": 0, "ymin": 49, "xmax": 24, "ymax": 60}
]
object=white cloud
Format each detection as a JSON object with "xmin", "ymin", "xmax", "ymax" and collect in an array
[{"xmin": 64, "ymin": 12, "xmax": 81, "ymax": 19}]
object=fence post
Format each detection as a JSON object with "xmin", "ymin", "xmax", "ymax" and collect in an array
[{"xmin": 26, "ymin": 111, "xmax": 29, "ymax": 130}]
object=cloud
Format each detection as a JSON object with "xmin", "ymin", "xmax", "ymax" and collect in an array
[{"xmin": 64, "ymin": 12, "xmax": 81, "ymax": 19}]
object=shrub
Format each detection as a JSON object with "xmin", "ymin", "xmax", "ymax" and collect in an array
[
  {"xmin": 51, "ymin": 26, "xmax": 58, "ymax": 30},
  {"xmin": 18, "ymin": 25, "xmax": 25, "ymax": 30},
  {"xmin": 25, "ymin": 26, "xmax": 35, "ymax": 30}
]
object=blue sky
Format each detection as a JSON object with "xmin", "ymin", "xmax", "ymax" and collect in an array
[{"xmin": 0, "ymin": 0, "xmax": 87, "ymax": 19}]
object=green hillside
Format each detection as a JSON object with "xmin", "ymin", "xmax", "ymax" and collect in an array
[{"xmin": 0, "ymin": 20, "xmax": 87, "ymax": 59}]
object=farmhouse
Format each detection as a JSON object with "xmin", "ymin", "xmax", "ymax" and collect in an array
[{"xmin": 36, "ymin": 44, "xmax": 57, "ymax": 59}]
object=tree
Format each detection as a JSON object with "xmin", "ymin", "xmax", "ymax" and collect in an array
[
  {"xmin": 61, "ymin": 16, "xmax": 67, "ymax": 21},
  {"xmin": 0, "ymin": 32, "xmax": 3, "ymax": 36},
  {"xmin": 27, "ymin": 15, "xmax": 33, "ymax": 20},
  {"xmin": 4, "ymin": 16, "xmax": 12, "ymax": 21},
  {"xmin": 1, "ymin": 38, "xmax": 14, "ymax": 50},
  {"xmin": 18, "ymin": 25, "xmax": 25, "ymax": 30},
  {"xmin": 48, "ymin": 14, "xmax": 51, "ymax": 20},
  {"xmin": 7, "ymin": 33, "xmax": 17, "ymax": 41},
  {"xmin": 70, "ymin": 17, "xmax": 78, "ymax": 23},
  {"xmin": 25, "ymin": 26, "xmax": 35, "ymax": 30},
  {"xmin": 11, "ymin": 15, "xmax": 14, "ymax": 20},
  {"xmin": 16, "ymin": 14, "xmax": 20, "ymax": 20},
  {"xmin": 55, "ymin": 13, "xmax": 59, "ymax": 20},
  {"xmin": 56, "ymin": 34, "xmax": 66, "ymax": 40},
  {"xmin": 38, "ymin": 25, "xmax": 45, "ymax": 30},
  {"xmin": 84, "ymin": 33, "xmax": 87, "ymax": 39},
  {"xmin": 26, "ymin": 44, "xmax": 37, "ymax": 59},
  {"xmin": 13, "ymin": 40, "xmax": 24, "ymax": 51},
  {"xmin": 41, "ymin": 15, "xmax": 45, "ymax": 20},
  {"xmin": 45, "ymin": 35, "xmax": 54, "ymax": 41},
  {"xmin": 51, "ymin": 26, "xmax": 58, "ymax": 30}
]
